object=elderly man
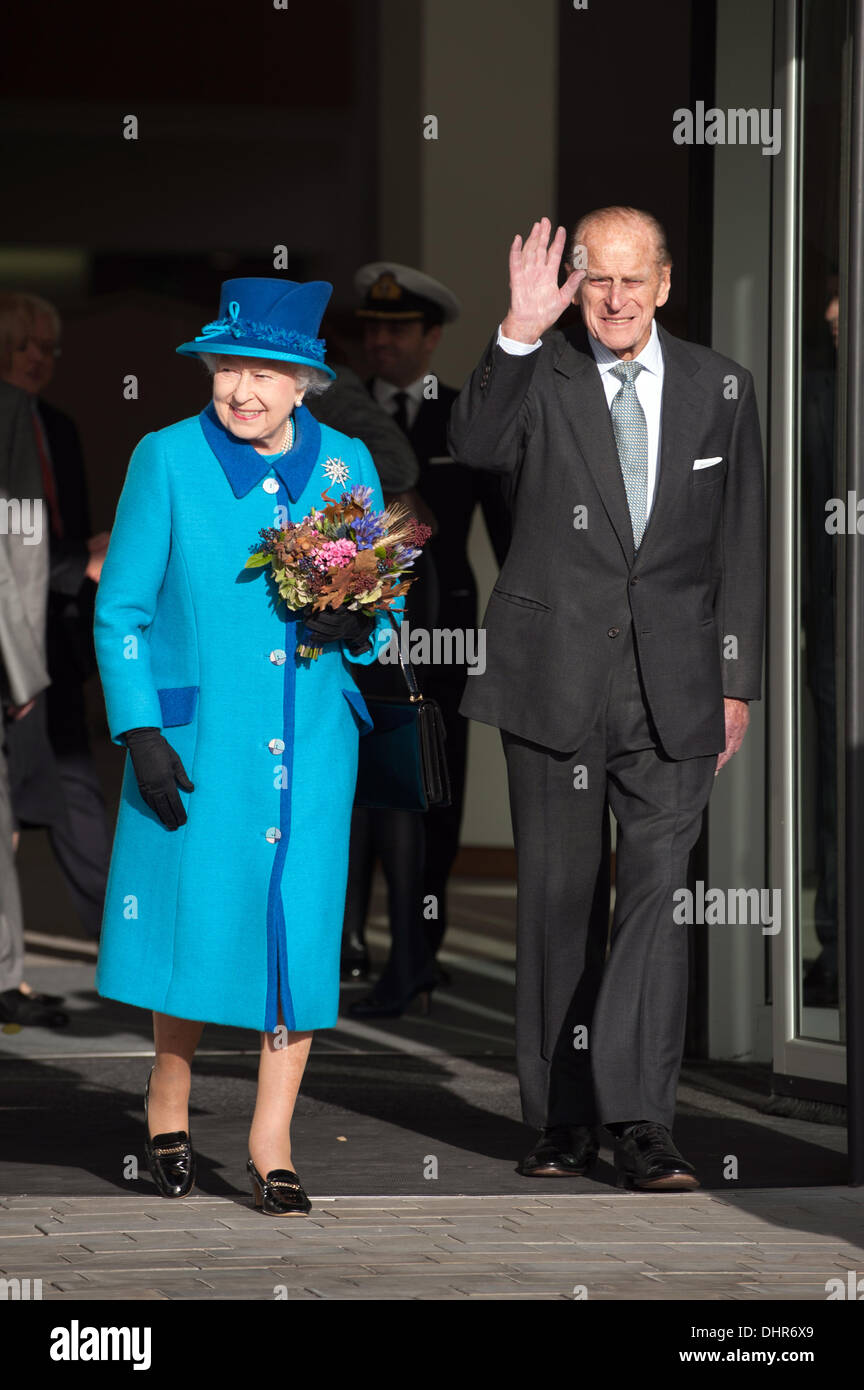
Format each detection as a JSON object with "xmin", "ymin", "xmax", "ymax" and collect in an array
[
  {"xmin": 0, "ymin": 291, "xmax": 110, "ymax": 944},
  {"xmin": 449, "ymin": 208, "xmax": 764, "ymax": 1189}
]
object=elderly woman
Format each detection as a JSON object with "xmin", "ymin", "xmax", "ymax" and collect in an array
[{"xmin": 94, "ymin": 278, "xmax": 397, "ymax": 1214}]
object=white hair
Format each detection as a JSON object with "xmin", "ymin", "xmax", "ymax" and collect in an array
[
  {"xmin": 197, "ymin": 351, "xmax": 331, "ymax": 396},
  {"xmin": 0, "ymin": 290, "xmax": 62, "ymax": 368}
]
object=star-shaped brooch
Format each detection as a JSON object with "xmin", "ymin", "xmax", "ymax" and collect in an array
[{"xmin": 322, "ymin": 456, "xmax": 350, "ymax": 487}]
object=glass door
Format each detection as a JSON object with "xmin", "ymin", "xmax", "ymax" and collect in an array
[{"xmin": 770, "ymin": 0, "xmax": 852, "ymax": 1090}]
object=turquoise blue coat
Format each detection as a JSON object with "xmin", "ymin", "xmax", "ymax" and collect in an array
[{"xmin": 94, "ymin": 403, "xmax": 399, "ymax": 1033}]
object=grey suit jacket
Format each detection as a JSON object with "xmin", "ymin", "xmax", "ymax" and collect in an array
[
  {"xmin": 0, "ymin": 381, "xmax": 49, "ymax": 707},
  {"xmin": 448, "ymin": 321, "xmax": 765, "ymax": 760}
]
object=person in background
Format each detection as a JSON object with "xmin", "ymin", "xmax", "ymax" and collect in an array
[
  {"xmin": 309, "ymin": 311, "xmax": 439, "ymax": 1008},
  {"xmin": 801, "ymin": 282, "xmax": 840, "ymax": 1007},
  {"xmin": 0, "ymin": 291, "xmax": 111, "ymax": 943},
  {"xmin": 0, "ymin": 377, "xmax": 67, "ymax": 1027},
  {"xmin": 354, "ymin": 264, "xmax": 511, "ymax": 983}
]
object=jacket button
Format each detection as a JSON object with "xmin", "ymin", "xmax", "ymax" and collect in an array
[
  {"xmin": 262, "ymin": 478, "xmax": 279, "ymax": 493},
  {"xmin": 265, "ymin": 826, "xmax": 282, "ymax": 843},
  {"xmin": 268, "ymin": 737, "xmax": 285, "ymax": 754},
  {"xmin": 630, "ymin": 576, "xmax": 640, "ymax": 585},
  {"xmin": 269, "ymin": 649, "xmax": 286, "ymax": 664},
  {"xmin": 607, "ymin": 627, "xmax": 620, "ymax": 638}
]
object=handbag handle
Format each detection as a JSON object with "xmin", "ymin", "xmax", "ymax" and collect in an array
[{"xmin": 386, "ymin": 618, "xmax": 424, "ymax": 703}]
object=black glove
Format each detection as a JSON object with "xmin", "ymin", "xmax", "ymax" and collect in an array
[
  {"xmin": 302, "ymin": 607, "xmax": 377, "ymax": 656},
  {"xmin": 123, "ymin": 726, "xmax": 194, "ymax": 831}
]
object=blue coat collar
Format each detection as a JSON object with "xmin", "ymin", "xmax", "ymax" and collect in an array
[{"xmin": 198, "ymin": 400, "xmax": 321, "ymax": 500}]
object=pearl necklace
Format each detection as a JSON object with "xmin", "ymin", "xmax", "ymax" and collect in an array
[{"xmin": 277, "ymin": 416, "xmax": 294, "ymax": 456}]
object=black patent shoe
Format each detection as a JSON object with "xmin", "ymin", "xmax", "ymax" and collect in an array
[
  {"xmin": 612, "ymin": 1122, "xmax": 700, "ymax": 1191},
  {"xmin": 247, "ymin": 1157, "xmax": 311, "ymax": 1216},
  {"xmin": 518, "ymin": 1125, "xmax": 599, "ymax": 1177},
  {"xmin": 144, "ymin": 1067, "xmax": 195, "ymax": 1198}
]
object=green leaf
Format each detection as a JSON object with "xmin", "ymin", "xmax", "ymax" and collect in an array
[{"xmin": 244, "ymin": 552, "xmax": 270, "ymax": 568}]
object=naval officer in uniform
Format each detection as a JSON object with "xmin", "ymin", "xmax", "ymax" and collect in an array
[{"xmin": 354, "ymin": 263, "xmax": 511, "ymax": 972}]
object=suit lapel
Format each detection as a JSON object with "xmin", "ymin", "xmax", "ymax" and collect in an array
[
  {"xmin": 553, "ymin": 325, "xmax": 635, "ymax": 565},
  {"xmin": 639, "ymin": 325, "xmax": 704, "ymax": 559}
]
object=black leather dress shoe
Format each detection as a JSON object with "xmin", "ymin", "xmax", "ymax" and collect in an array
[
  {"xmin": 143, "ymin": 1068, "xmax": 195, "ymax": 1198},
  {"xmin": 348, "ymin": 978, "xmax": 436, "ymax": 1019},
  {"xmin": 518, "ymin": 1125, "xmax": 599, "ymax": 1177},
  {"xmin": 612, "ymin": 1122, "xmax": 700, "ymax": 1191},
  {"xmin": 0, "ymin": 988, "xmax": 68, "ymax": 1028},
  {"xmin": 247, "ymin": 1158, "xmax": 311, "ymax": 1216}
]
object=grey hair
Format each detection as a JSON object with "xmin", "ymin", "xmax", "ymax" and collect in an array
[
  {"xmin": 0, "ymin": 290, "xmax": 62, "ymax": 368},
  {"xmin": 197, "ymin": 352, "xmax": 332, "ymax": 396}
]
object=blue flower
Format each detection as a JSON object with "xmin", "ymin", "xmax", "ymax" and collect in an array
[
  {"xmin": 348, "ymin": 484, "xmax": 373, "ymax": 508},
  {"xmin": 352, "ymin": 510, "xmax": 388, "ymax": 549},
  {"xmin": 393, "ymin": 543, "xmax": 421, "ymax": 564}
]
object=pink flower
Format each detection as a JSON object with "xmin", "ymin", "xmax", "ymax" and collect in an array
[{"xmin": 315, "ymin": 538, "xmax": 357, "ymax": 569}]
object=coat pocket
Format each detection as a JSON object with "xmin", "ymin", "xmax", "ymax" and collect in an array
[
  {"xmin": 491, "ymin": 587, "xmax": 553, "ymax": 612},
  {"xmin": 691, "ymin": 460, "xmax": 727, "ymax": 487},
  {"xmin": 157, "ymin": 685, "xmax": 199, "ymax": 727},
  {"xmin": 341, "ymin": 687, "xmax": 374, "ymax": 736}
]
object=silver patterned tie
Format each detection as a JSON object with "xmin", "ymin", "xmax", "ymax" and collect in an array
[{"xmin": 609, "ymin": 360, "xmax": 648, "ymax": 550}]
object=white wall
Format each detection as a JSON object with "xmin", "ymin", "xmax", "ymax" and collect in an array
[{"xmin": 378, "ymin": 0, "xmax": 560, "ymax": 847}]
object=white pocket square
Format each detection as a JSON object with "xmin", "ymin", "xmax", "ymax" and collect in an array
[{"xmin": 693, "ymin": 456, "xmax": 723, "ymax": 470}]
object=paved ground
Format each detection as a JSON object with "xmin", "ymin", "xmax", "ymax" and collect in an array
[
  {"xmin": 3, "ymin": 1189, "xmax": 864, "ymax": 1302},
  {"xmin": 0, "ymin": 876, "xmax": 856, "ymax": 1304}
]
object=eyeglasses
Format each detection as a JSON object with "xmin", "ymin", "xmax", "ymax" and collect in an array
[{"xmin": 14, "ymin": 337, "xmax": 61, "ymax": 358}]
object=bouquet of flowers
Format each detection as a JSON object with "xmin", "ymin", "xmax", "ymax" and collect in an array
[{"xmin": 244, "ymin": 484, "xmax": 430, "ymax": 660}]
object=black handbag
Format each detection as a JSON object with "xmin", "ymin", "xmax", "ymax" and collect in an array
[{"xmin": 354, "ymin": 650, "xmax": 451, "ymax": 811}]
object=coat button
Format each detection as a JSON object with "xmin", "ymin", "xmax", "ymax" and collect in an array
[
  {"xmin": 262, "ymin": 478, "xmax": 279, "ymax": 493},
  {"xmin": 607, "ymin": 627, "xmax": 620, "ymax": 638},
  {"xmin": 268, "ymin": 737, "xmax": 285, "ymax": 754},
  {"xmin": 269, "ymin": 649, "xmax": 287, "ymax": 664},
  {"xmin": 265, "ymin": 826, "xmax": 281, "ymax": 843}
]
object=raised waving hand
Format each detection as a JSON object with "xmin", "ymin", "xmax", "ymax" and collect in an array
[{"xmin": 501, "ymin": 217, "xmax": 587, "ymax": 344}]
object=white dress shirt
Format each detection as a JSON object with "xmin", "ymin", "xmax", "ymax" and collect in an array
[
  {"xmin": 371, "ymin": 375, "xmax": 426, "ymax": 432},
  {"xmin": 497, "ymin": 319, "xmax": 665, "ymax": 518}
]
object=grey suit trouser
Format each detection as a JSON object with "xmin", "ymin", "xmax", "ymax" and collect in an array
[
  {"xmin": 501, "ymin": 621, "xmax": 716, "ymax": 1132},
  {"xmin": 0, "ymin": 737, "xmax": 24, "ymax": 992}
]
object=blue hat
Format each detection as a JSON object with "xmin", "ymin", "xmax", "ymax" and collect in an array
[{"xmin": 176, "ymin": 277, "xmax": 336, "ymax": 378}]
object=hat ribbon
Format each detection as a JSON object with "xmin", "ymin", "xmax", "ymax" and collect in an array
[
  {"xmin": 192, "ymin": 300, "xmax": 326, "ymax": 362},
  {"xmin": 195, "ymin": 300, "xmax": 242, "ymax": 341}
]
